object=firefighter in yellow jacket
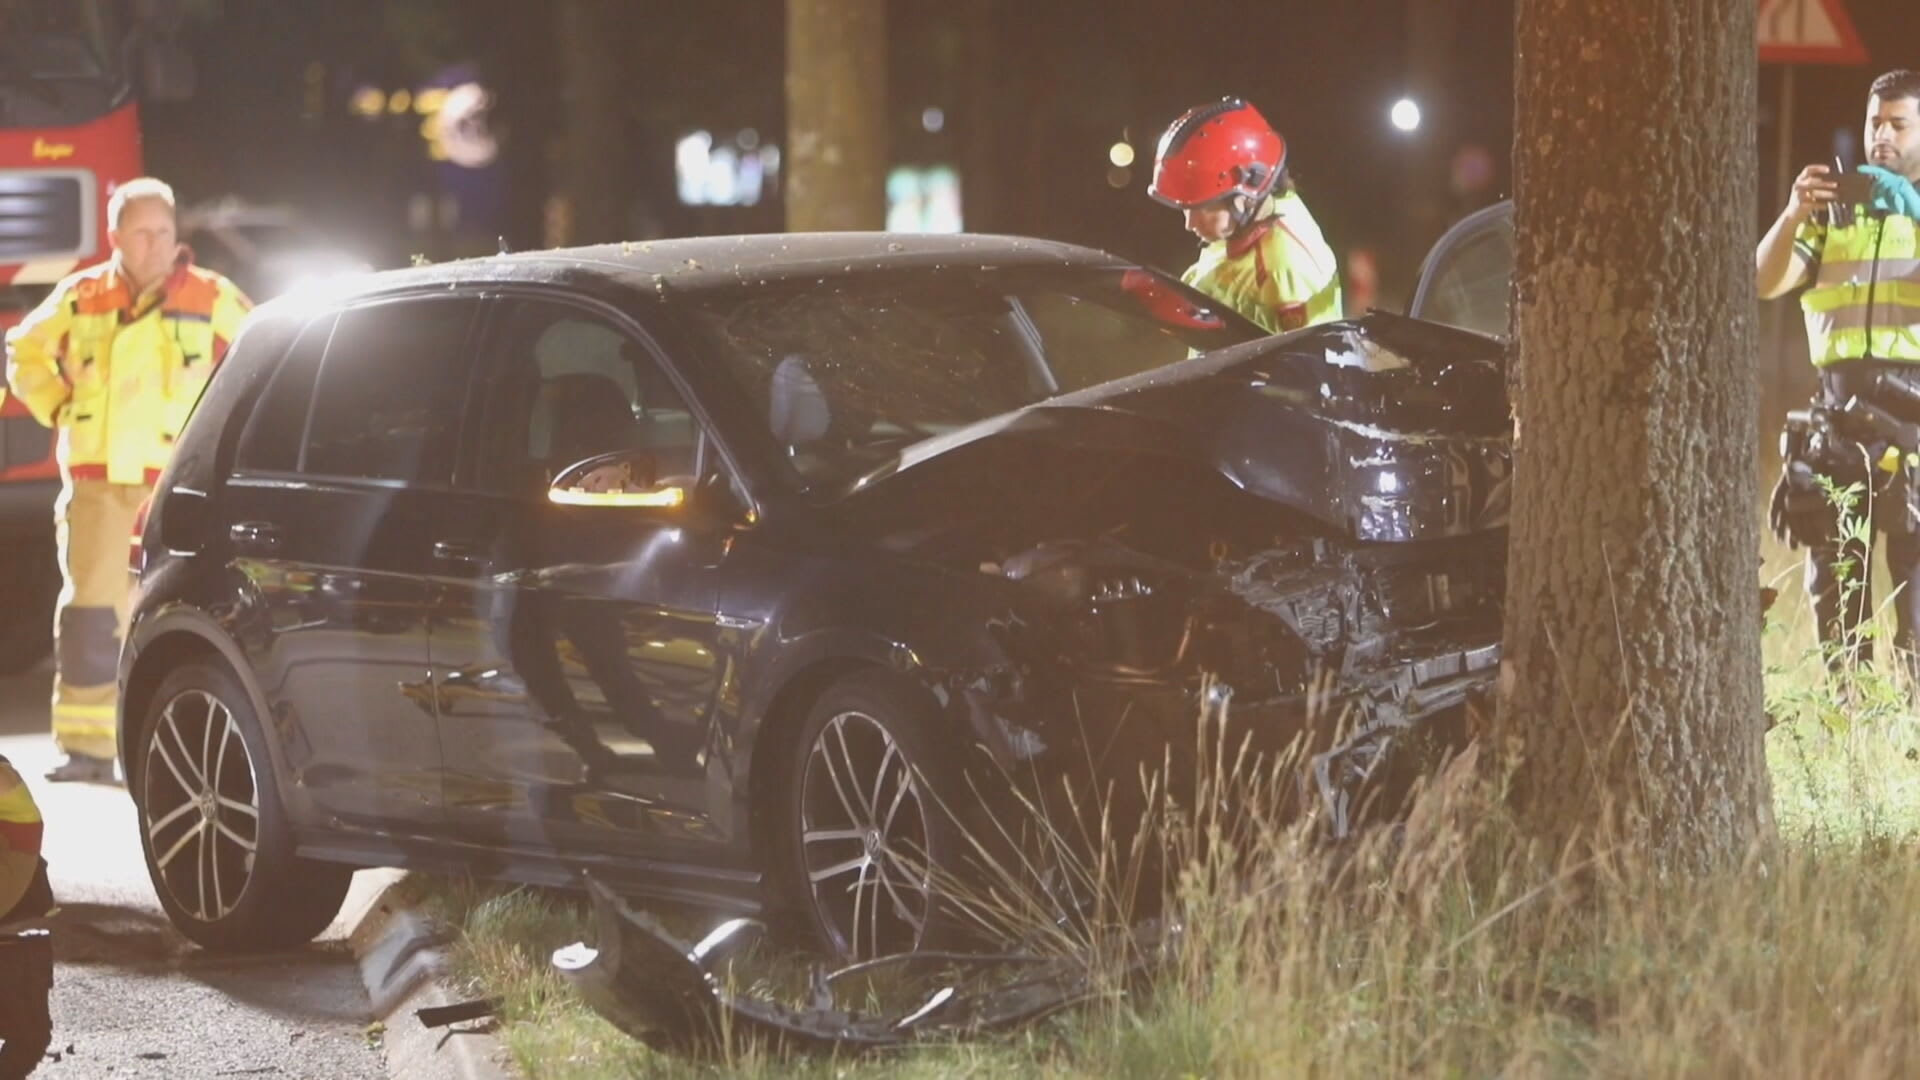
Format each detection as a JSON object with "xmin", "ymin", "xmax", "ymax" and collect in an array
[
  {"xmin": 1148, "ymin": 97, "xmax": 1342, "ymax": 335},
  {"xmin": 3, "ymin": 178, "xmax": 251, "ymax": 783}
]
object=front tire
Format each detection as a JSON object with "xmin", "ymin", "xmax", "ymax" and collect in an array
[
  {"xmin": 781, "ymin": 670, "xmax": 972, "ymax": 961},
  {"xmin": 134, "ymin": 658, "xmax": 352, "ymax": 951}
]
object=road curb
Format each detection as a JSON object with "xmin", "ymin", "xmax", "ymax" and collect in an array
[{"xmin": 343, "ymin": 871, "xmax": 516, "ymax": 1080}]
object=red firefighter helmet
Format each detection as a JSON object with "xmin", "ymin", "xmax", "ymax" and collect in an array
[{"xmin": 1148, "ymin": 97, "xmax": 1287, "ymax": 210}]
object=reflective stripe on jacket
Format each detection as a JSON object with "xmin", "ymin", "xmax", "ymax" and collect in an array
[
  {"xmin": 1182, "ymin": 190, "xmax": 1344, "ymax": 336},
  {"xmin": 0, "ymin": 755, "xmax": 42, "ymax": 858},
  {"xmin": 1796, "ymin": 210, "xmax": 1920, "ymax": 367},
  {"xmin": 4, "ymin": 255, "xmax": 252, "ymax": 485}
]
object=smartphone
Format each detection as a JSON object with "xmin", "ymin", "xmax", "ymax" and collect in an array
[
  {"xmin": 1826, "ymin": 165, "xmax": 1876, "ymax": 227},
  {"xmin": 1831, "ymin": 171, "xmax": 1877, "ymax": 207}
]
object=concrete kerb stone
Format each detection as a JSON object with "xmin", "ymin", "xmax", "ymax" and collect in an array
[{"xmin": 340, "ymin": 868, "xmax": 516, "ymax": 1080}]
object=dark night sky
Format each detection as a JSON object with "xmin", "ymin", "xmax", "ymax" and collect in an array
[{"xmin": 138, "ymin": 0, "xmax": 1919, "ymax": 303}]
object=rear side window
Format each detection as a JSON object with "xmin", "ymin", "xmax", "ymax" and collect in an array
[
  {"xmin": 301, "ymin": 298, "xmax": 479, "ymax": 484},
  {"xmin": 235, "ymin": 313, "xmax": 336, "ymax": 474}
]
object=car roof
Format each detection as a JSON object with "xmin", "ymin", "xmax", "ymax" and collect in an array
[{"xmin": 255, "ymin": 232, "xmax": 1134, "ymax": 315}]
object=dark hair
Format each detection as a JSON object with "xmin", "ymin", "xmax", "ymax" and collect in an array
[{"xmin": 1870, "ymin": 69, "xmax": 1920, "ymax": 103}]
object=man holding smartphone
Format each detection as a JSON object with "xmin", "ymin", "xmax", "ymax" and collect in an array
[{"xmin": 1757, "ymin": 69, "xmax": 1920, "ymax": 678}]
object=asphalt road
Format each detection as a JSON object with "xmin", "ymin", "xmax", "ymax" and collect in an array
[{"xmin": 1, "ymin": 658, "xmax": 389, "ymax": 1080}]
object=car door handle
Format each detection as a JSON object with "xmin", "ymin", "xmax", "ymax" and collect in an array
[
  {"xmin": 229, "ymin": 521, "xmax": 282, "ymax": 551},
  {"xmin": 432, "ymin": 539, "xmax": 487, "ymax": 573}
]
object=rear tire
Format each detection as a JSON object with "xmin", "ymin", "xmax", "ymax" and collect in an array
[
  {"xmin": 0, "ymin": 532, "xmax": 56, "ymax": 675},
  {"xmin": 134, "ymin": 658, "xmax": 352, "ymax": 951}
]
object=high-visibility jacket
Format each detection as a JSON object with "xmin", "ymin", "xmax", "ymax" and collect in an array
[
  {"xmin": 0, "ymin": 756, "xmax": 41, "ymax": 862},
  {"xmin": 3, "ymin": 255, "xmax": 251, "ymax": 485},
  {"xmin": 1182, "ymin": 190, "xmax": 1343, "ymax": 335},
  {"xmin": 1794, "ymin": 209, "xmax": 1920, "ymax": 366},
  {"xmin": 0, "ymin": 754, "xmax": 44, "ymax": 922}
]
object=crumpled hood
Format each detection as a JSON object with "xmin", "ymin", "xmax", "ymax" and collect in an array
[{"xmin": 856, "ymin": 313, "xmax": 1510, "ymax": 543}]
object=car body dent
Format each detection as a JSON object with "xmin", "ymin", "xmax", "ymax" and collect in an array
[{"xmin": 832, "ymin": 316, "xmax": 1506, "ymax": 547}]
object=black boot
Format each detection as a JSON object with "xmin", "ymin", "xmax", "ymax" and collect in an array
[
  {"xmin": 43, "ymin": 754, "xmax": 116, "ymax": 784},
  {"xmin": 0, "ymin": 931, "xmax": 53, "ymax": 1080}
]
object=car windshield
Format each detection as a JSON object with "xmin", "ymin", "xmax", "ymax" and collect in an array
[
  {"xmin": 0, "ymin": 0, "xmax": 127, "ymax": 126},
  {"xmin": 681, "ymin": 265, "xmax": 1263, "ymax": 495}
]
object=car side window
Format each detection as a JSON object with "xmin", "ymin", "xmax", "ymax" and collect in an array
[
  {"xmin": 235, "ymin": 312, "xmax": 336, "ymax": 474},
  {"xmin": 467, "ymin": 300, "xmax": 704, "ymax": 497},
  {"xmin": 301, "ymin": 297, "xmax": 479, "ymax": 484}
]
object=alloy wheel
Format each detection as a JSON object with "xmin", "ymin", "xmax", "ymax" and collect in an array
[
  {"xmin": 799, "ymin": 710, "xmax": 935, "ymax": 959},
  {"xmin": 143, "ymin": 689, "xmax": 261, "ymax": 923}
]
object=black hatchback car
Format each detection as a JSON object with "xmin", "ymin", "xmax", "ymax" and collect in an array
[{"xmin": 121, "ymin": 229, "xmax": 1510, "ymax": 960}]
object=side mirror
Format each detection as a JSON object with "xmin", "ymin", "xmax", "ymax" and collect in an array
[{"xmin": 548, "ymin": 451, "xmax": 686, "ymax": 510}]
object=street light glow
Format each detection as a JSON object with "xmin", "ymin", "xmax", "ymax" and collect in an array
[
  {"xmin": 1109, "ymin": 141, "xmax": 1135, "ymax": 168},
  {"xmin": 1391, "ymin": 98, "xmax": 1422, "ymax": 132}
]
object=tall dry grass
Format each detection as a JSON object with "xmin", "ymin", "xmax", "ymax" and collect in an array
[
  {"xmin": 1033, "ymin": 702, "xmax": 1920, "ymax": 1079},
  {"xmin": 419, "ymin": 663, "xmax": 1920, "ymax": 1079}
]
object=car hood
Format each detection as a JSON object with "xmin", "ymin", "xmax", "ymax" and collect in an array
[{"xmin": 845, "ymin": 312, "xmax": 1510, "ymax": 543}]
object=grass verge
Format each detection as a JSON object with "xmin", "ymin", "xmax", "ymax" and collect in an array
[{"xmin": 413, "ymin": 713, "xmax": 1920, "ymax": 1079}]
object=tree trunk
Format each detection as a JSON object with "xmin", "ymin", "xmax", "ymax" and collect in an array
[
  {"xmin": 557, "ymin": 0, "xmax": 625, "ymax": 244},
  {"xmin": 1498, "ymin": 0, "xmax": 1772, "ymax": 870},
  {"xmin": 954, "ymin": 0, "xmax": 1000, "ymax": 234},
  {"xmin": 785, "ymin": 0, "xmax": 887, "ymax": 231}
]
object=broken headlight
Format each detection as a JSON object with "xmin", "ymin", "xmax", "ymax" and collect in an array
[{"xmin": 997, "ymin": 543, "xmax": 1193, "ymax": 673}]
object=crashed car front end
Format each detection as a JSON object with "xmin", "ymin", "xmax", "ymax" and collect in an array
[
  {"xmin": 552, "ymin": 314, "xmax": 1511, "ymax": 1058},
  {"xmin": 547, "ymin": 295, "xmax": 1513, "ymax": 1059},
  {"xmin": 872, "ymin": 313, "xmax": 1510, "ymax": 841}
]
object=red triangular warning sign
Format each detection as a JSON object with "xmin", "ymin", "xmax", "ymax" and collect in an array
[{"xmin": 1759, "ymin": 0, "xmax": 1869, "ymax": 65}]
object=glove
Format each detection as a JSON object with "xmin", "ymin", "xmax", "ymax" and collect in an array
[
  {"xmin": 1859, "ymin": 165, "xmax": 1920, "ymax": 220},
  {"xmin": 1769, "ymin": 468, "xmax": 1798, "ymax": 551}
]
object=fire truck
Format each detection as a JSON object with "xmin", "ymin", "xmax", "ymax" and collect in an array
[{"xmin": 0, "ymin": 0, "xmax": 191, "ymax": 672}]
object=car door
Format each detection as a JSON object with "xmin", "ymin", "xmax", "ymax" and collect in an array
[
  {"xmin": 1407, "ymin": 199, "xmax": 1515, "ymax": 338},
  {"xmin": 425, "ymin": 294, "xmax": 743, "ymax": 866},
  {"xmin": 222, "ymin": 294, "xmax": 482, "ymax": 837}
]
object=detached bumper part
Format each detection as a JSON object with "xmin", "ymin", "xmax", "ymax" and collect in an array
[{"xmin": 554, "ymin": 877, "xmax": 1173, "ymax": 1058}]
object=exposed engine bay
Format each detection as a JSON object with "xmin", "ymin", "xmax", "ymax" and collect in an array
[{"xmin": 843, "ymin": 320, "xmax": 1512, "ymax": 839}]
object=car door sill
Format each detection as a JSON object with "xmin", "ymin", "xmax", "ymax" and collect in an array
[{"xmin": 294, "ymin": 834, "xmax": 766, "ymax": 913}]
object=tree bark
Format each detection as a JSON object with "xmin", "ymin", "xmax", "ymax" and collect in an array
[
  {"xmin": 954, "ymin": 0, "xmax": 1001, "ymax": 234},
  {"xmin": 556, "ymin": 0, "xmax": 626, "ymax": 244},
  {"xmin": 785, "ymin": 0, "xmax": 888, "ymax": 231},
  {"xmin": 1499, "ymin": 0, "xmax": 1772, "ymax": 870}
]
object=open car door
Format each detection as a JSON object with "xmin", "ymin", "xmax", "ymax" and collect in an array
[{"xmin": 1407, "ymin": 199, "xmax": 1514, "ymax": 339}]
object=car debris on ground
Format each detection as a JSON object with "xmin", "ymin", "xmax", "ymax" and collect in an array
[{"xmin": 551, "ymin": 877, "xmax": 1176, "ymax": 1059}]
